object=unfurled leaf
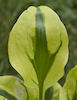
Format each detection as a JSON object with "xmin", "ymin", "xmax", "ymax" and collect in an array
[
  {"xmin": 8, "ymin": 6, "xmax": 68, "ymax": 99},
  {"xmin": 59, "ymin": 65, "xmax": 77, "ymax": 100},
  {"xmin": 0, "ymin": 76, "xmax": 27, "ymax": 100},
  {"xmin": 0, "ymin": 76, "xmax": 37, "ymax": 100}
]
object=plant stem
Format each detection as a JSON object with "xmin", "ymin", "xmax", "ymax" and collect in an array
[{"xmin": 39, "ymin": 82, "xmax": 43, "ymax": 100}]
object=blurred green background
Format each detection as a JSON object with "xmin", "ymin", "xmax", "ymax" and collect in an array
[{"xmin": 0, "ymin": 0, "xmax": 77, "ymax": 86}]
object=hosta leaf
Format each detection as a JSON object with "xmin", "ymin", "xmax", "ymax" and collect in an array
[
  {"xmin": 0, "ymin": 95, "xmax": 7, "ymax": 100},
  {"xmin": 0, "ymin": 76, "xmax": 27, "ymax": 100},
  {"xmin": 45, "ymin": 86, "xmax": 54, "ymax": 100},
  {"xmin": 59, "ymin": 65, "xmax": 77, "ymax": 100},
  {"xmin": 45, "ymin": 82, "xmax": 61, "ymax": 100},
  {"xmin": 0, "ymin": 76, "xmax": 37, "ymax": 100},
  {"xmin": 8, "ymin": 6, "xmax": 68, "ymax": 99},
  {"xmin": 0, "ymin": 88, "xmax": 17, "ymax": 100}
]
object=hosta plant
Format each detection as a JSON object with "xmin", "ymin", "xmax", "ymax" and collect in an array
[
  {"xmin": 0, "ymin": 5, "xmax": 70, "ymax": 100},
  {"xmin": 60, "ymin": 65, "xmax": 77, "ymax": 100}
]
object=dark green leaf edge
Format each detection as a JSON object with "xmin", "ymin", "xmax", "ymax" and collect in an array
[{"xmin": 0, "ymin": 89, "xmax": 17, "ymax": 100}]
